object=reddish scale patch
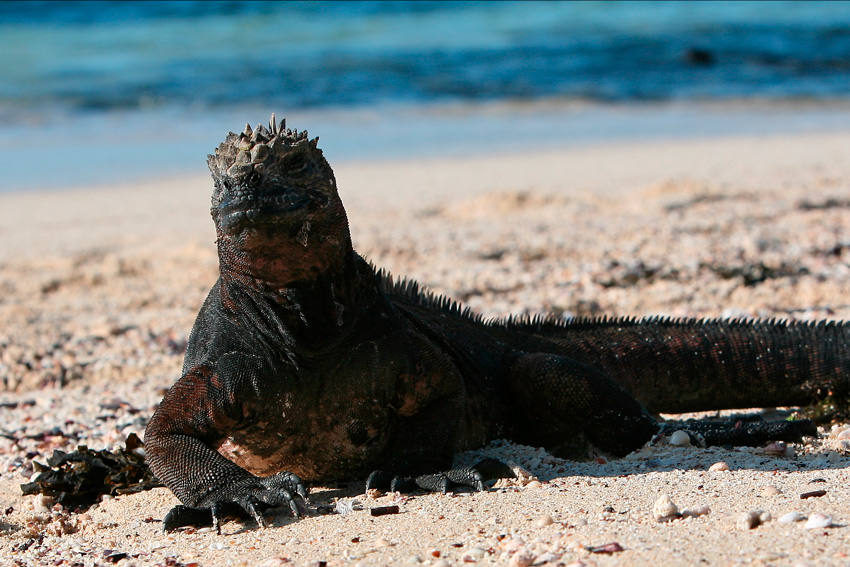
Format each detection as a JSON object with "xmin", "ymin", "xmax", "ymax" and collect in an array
[
  {"xmin": 158, "ymin": 366, "xmax": 240, "ymax": 439},
  {"xmin": 217, "ymin": 411, "xmax": 388, "ymax": 481},
  {"xmin": 395, "ymin": 373, "xmax": 435, "ymax": 417}
]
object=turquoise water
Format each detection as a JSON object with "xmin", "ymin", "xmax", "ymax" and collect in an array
[
  {"xmin": 2, "ymin": 1, "xmax": 850, "ymax": 191},
  {"xmin": 4, "ymin": 1, "xmax": 850, "ymax": 115}
]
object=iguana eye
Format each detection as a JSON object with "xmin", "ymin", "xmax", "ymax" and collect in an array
[
  {"xmin": 288, "ymin": 154, "xmax": 309, "ymax": 173},
  {"xmin": 248, "ymin": 171, "xmax": 262, "ymax": 185}
]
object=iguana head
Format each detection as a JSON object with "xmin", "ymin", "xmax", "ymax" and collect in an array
[{"xmin": 208, "ymin": 115, "xmax": 352, "ymax": 287}]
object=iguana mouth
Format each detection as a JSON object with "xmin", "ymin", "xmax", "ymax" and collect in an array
[{"xmin": 217, "ymin": 193, "xmax": 317, "ymax": 233}]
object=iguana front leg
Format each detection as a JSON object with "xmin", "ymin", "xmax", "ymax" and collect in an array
[
  {"xmin": 159, "ymin": 471, "xmax": 306, "ymax": 532},
  {"xmin": 144, "ymin": 360, "xmax": 307, "ymax": 532}
]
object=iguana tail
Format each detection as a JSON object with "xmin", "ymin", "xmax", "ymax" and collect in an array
[{"xmin": 518, "ymin": 317, "xmax": 849, "ymax": 415}]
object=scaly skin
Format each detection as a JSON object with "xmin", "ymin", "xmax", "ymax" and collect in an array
[{"xmin": 144, "ymin": 116, "xmax": 846, "ymax": 531}]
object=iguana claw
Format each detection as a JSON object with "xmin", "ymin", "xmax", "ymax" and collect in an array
[
  {"xmin": 162, "ymin": 472, "xmax": 307, "ymax": 532},
  {"xmin": 367, "ymin": 458, "xmax": 514, "ymax": 495}
]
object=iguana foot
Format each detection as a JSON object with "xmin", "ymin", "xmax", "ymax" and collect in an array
[
  {"xmin": 366, "ymin": 458, "xmax": 515, "ymax": 494},
  {"xmin": 660, "ymin": 417, "xmax": 818, "ymax": 448},
  {"xmin": 162, "ymin": 471, "xmax": 308, "ymax": 533}
]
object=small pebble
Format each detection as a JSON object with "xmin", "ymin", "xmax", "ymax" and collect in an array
[
  {"xmin": 464, "ymin": 547, "xmax": 487, "ymax": 560},
  {"xmin": 681, "ymin": 505, "xmax": 711, "ymax": 518},
  {"xmin": 525, "ymin": 480, "xmax": 542, "ymax": 489},
  {"xmin": 535, "ymin": 552, "xmax": 561, "ymax": 563},
  {"xmin": 509, "ymin": 550, "xmax": 535, "ymax": 567},
  {"xmin": 589, "ymin": 542, "xmax": 624, "ymax": 554},
  {"xmin": 208, "ymin": 542, "xmax": 225, "ymax": 551},
  {"xmin": 738, "ymin": 510, "xmax": 770, "ymax": 530},
  {"xmin": 374, "ymin": 538, "xmax": 391, "ymax": 548},
  {"xmin": 365, "ymin": 488, "xmax": 382, "ymax": 499},
  {"xmin": 336, "ymin": 500, "xmax": 360, "ymax": 514},
  {"xmin": 800, "ymin": 489, "xmax": 827, "ymax": 499},
  {"xmin": 737, "ymin": 511, "xmax": 758, "ymax": 530},
  {"xmin": 709, "ymin": 461, "xmax": 729, "ymax": 472},
  {"xmin": 653, "ymin": 494, "xmax": 680, "ymax": 521},
  {"xmin": 779, "ymin": 511, "xmax": 804, "ymax": 523},
  {"xmin": 432, "ymin": 560, "xmax": 450, "ymax": 567},
  {"xmin": 669, "ymin": 430, "xmax": 691, "ymax": 446},
  {"xmin": 804, "ymin": 513, "xmax": 833, "ymax": 529},
  {"xmin": 32, "ymin": 494, "xmax": 53, "ymax": 514},
  {"xmin": 763, "ymin": 441, "xmax": 786, "ymax": 456},
  {"xmin": 536, "ymin": 514, "xmax": 554, "ymax": 527},
  {"xmin": 830, "ymin": 424, "xmax": 848, "ymax": 436},
  {"xmin": 503, "ymin": 537, "xmax": 525, "ymax": 551},
  {"xmin": 507, "ymin": 462, "xmax": 535, "ymax": 483},
  {"xmin": 760, "ymin": 485, "xmax": 782, "ymax": 496}
]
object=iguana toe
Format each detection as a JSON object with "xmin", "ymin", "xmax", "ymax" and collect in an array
[
  {"xmin": 367, "ymin": 458, "xmax": 515, "ymax": 495},
  {"xmin": 660, "ymin": 417, "xmax": 818, "ymax": 448},
  {"xmin": 162, "ymin": 472, "xmax": 307, "ymax": 532}
]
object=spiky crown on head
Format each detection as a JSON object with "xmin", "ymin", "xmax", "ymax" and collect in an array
[{"xmin": 207, "ymin": 114, "xmax": 319, "ymax": 180}]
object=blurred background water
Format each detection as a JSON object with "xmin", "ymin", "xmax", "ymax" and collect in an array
[{"xmin": 2, "ymin": 0, "xmax": 850, "ymax": 192}]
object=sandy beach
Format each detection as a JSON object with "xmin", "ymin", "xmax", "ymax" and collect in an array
[{"xmin": 2, "ymin": 126, "xmax": 850, "ymax": 566}]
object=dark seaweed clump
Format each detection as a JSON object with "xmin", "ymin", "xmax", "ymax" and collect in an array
[{"xmin": 20, "ymin": 433, "xmax": 161, "ymax": 511}]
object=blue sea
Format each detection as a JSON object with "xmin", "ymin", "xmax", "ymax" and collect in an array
[{"xmin": 3, "ymin": 0, "xmax": 850, "ymax": 192}]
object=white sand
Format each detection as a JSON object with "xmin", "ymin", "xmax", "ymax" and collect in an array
[{"xmin": 1, "ymin": 128, "xmax": 850, "ymax": 566}]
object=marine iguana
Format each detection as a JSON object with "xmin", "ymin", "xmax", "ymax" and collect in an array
[{"xmin": 144, "ymin": 115, "xmax": 847, "ymax": 531}]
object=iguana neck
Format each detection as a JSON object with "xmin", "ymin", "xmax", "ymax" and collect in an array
[{"xmin": 215, "ymin": 227, "xmax": 366, "ymax": 343}]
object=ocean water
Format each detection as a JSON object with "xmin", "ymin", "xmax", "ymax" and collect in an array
[{"xmin": 2, "ymin": 0, "xmax": 850, "ymax": 191}]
